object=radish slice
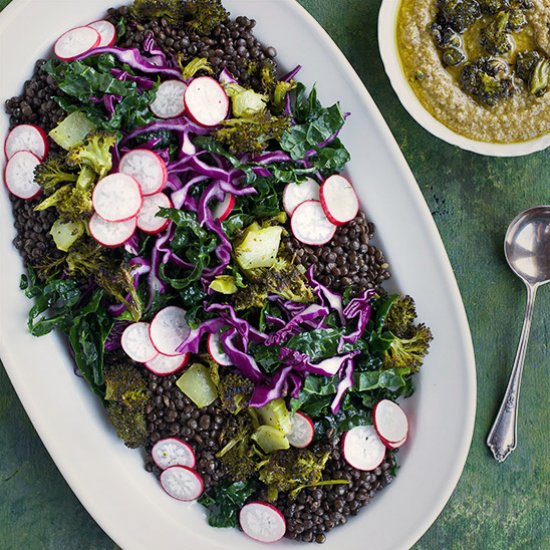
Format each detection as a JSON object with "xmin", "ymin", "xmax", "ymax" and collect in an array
[
  {"xmin": 121, "ymin": 322, "xmax": 158, "ymax": 363},
  {"xmin": 160, "ymin": 465, "xmax": 204, "ymax": 501},
  {"xmin": 88, "ymin": 213, "xmax": 137, "ymax": 248},
  {"xmin": 92, "ymin": 173, "xmax": 143, "ymax": 222},
  {"xmin": 206, "ymin": 332, "xmax": 232, "ymax": 366},
  {"xmin": 283, "ymin": 178, "xmax": 320, "ymax": 216},
  {"xmin": 239, "ymin": 502, "xmax": 286, "ymax": 543},
  {"xmin": 119, "ymin": 149, "xmax": 167, "ymax": 196},
  {"xmin": 3, "ymin": 151, "xmax": 42, "ymax": 200},
  {"xmin": 137, "ymin": 192, "xmax": 171, "ymax": 234},
  {"xmin": 320, "ymin": 174, "xmax": 359, "ymax": 226},
  {"xmin": 54, "ymin": 26, "xmax": 100, "ymax": 61},
  {"xmin": 373, "ymin": 399, "xmax": 409, "ymax": 445},
  {"xmin": 144, "ymin": 352, "xmax": 189, "ymax": 376},
  {"xmin": 88, "ymin": 20, "xmax": 117, "ymax": 47},
  {"xmin": 212, "ymin": 193, "xmax": 235, "ymax": 222},
  {"xmin": 152, "ymin": 438, "xmax": 196, "ymax": 470},
  {"xmin": 184, "ymin": 76, "xmax": 229, "ymax": 127},
  {"xmin": 149, "ymin": 306, "xmax": 190, "ymax": 356},
  {"xmin": 342, "ymin": 425, "xmax": 386, "ymax": 471},
  {"xmin": 287, "ymin": 412, "xmax": 314, "ymax": 448},
  {"xmin": 4, "ymin": 124, "xmax": 48, "ymax": 160},
  {"xmin": 150, "ymin": 80, "xmax": 187, "ymax": 119},
  {"xmin": 291, "ymin": 200, "xmax": 336, "ymax": 246},
  {"xmin": 381, "ymin": 433, "xmax": 407, "ymax": 450}
]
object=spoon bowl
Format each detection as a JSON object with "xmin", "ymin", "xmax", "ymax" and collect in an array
[
  {"xmin": 505, "ymin": 205, "xmax": 550, "ymax": 286},
  {"xmin": 488, "ymin": 205, "xmax": 550, "ymax": 462}
]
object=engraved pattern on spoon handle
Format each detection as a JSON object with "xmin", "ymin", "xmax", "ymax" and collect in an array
[{"xmin": 487, "ymin": 283, "xmax": 537, "ymax": 463}]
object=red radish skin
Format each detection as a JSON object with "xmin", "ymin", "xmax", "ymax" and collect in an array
[
  {"xmin": 137, "ymin": 192, "xmax": 172, "ymax": 234},
  {"xmin": 150, "ymin": 80, "xmax": 187, "ymax": 119},
  {"xmin": 144, "ymin": 352, "xmax": 189, "ymax": 376},
  {"xmin": 320, "ymin": 174, "xmax": 359, "ymax": 226},
  {"xmin": 88, "ymin": 213, "xmax": 137, "ymax": 248},
  {"xmin": 151, "ymin": 438, "xmax": 196, "ymax": 470},
  {"xmin": 121, "ymin": 322, "xmax": 158, "ymax": 363},
  {"xmin": 4, "ymin": 151, "xmax": 42, "ymax": 200},
  {"xmin": 149, "ymin": 306, "xmax": 190, "ymax": 357},
  {"xmin": 342, "ymin": 425, "xmax": 386, "ymax": 471},
  {"xmin": 212, "ymin": 193, "xmax": 235, "ymax": 222},
  {"xmin": 4, "ymin": 124, "xmax": 48, "ymax": 160},
  {"xmin": 239, "ymin": 502, "xmax": 286, "ymax": 543},
  {"xmin": 373, "ymin": 399, "xmax": 409, "ymax": 445},
  {"xmin": 92, "ymin": 173, "xmax": 143, "ymax": 222},
  {"xmin": 381, "ymin": 433, "xmax": 407, "ymax": 450},
  {"xmin": 54, "ymin": 26, "xmax": 100, "ymax": 61},
  {"xmin": 119, "ymin": 149, "xmax": 168, "ymax": 196},
  {"xmin": 287, "ymin": 412, "xmax": 314, "ymax": 448},
  {"xmin": 291, "ymin": 200, "xmax": 336, "ymax": 246},
  {"xmin": 88, "ymin": 20, "xmax": 117, "ymax": 47},
  {"xmin": 184, "ymin": 76, "xmax": 229, "ymax": 127},
  {"xmin": 283, "ymin": 178, "xmax": 320, "ymax": 216},
  {"xmin": 206, "ymin": 332, "xmax": 232, "ymax": 366},
  {"xmin": 160, "ymin": 465, "xmax": 204, "ymax": 501}
]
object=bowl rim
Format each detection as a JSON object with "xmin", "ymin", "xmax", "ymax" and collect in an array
[{"xmin": 377, "ymin": 0, "xmax": 550, "ymax": 158}]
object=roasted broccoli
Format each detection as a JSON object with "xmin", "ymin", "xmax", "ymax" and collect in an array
[
  {"xmin": 35, "ymin": 166, "xmax": 96, "ymax": 220},
  {"xmin": 214, "ymin": 111, "xmax": 291, "ymax": 155},
  {"xmin": 478, "ymin": 0, "xmax": 509, "ymax": 14},
  {"xmin": 33, "ymin": 155, "xmax": 78, "ymax": 192},
  {"xmin": 185, "ymin": 0, "xmax": 229, "ymax": 35},
  {"xmin": 233, "ymin": 258, "xmax": 314, "ymax": 310},
  {"xmin": 130, "ymin": 0, "xmax": 185, "ymax": 22},
  {"xmin": 480, "ymin": 12, "xmax": 513, "ymax": 55},
  {"xmin": 104, "ymin": 363, "xmax": 150, "ymax": 448},
  {"xmin": 380, "ymin": 295, "xmax": 433, "ymax": 372},
  {"xmin": 516, "ymin": 51, "xmax": 550, "ymax": 96},
  {"xmin": 506, "ymin": 8, "xmax": 527, "ymax": 31},
  {"xmin": 258, "ymin": 448, "xmax": 329, "ymax": 499},
  {"xmin": 218, "ymin": 372, "xmax": 254, "ymax": 414},
  {"xmin": 460, "ymin": 57, "xmax": 515, "ymax": 105},
  {"xmin": 431, "ymin": 24, "xmax": 467, "ymax": 67},
  {"xmin": 66, "ymin": 132, "xmax": 116, "ymax": 178},
  {"xmin": 437, "ymin": 0, "xmax": 481, "ymax": 32}
]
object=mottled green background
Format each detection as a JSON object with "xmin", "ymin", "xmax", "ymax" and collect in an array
[{"xmin": 0, "ymin": 0, "xmax": 549, "ymax": 549}]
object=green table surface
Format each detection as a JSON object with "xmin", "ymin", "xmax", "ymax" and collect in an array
[{"xmin": 1, "ymin": 1, "xmax": 549, "ymax": 549}]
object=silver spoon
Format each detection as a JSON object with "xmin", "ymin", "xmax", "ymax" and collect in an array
[{"xmin": 487, "ymin": 205, "xmax": 550, "ymax": 462}]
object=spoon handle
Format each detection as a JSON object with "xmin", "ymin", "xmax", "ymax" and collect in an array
[{"xmin": 487, "ymin": 283, "xmax": 537, "ymax": 462}]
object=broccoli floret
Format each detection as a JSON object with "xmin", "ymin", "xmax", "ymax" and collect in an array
[
  {"xmin": 380, "ymin": 296, "xmax": 433, "ymax": 372},
  {"xmin": 234, "ymin": 258, "xmax": 314, "ymax": 310},
  {"xmin": 442, "ymin": 47, "xmax": 467, "ymax": 67},
  {"xmin": 185, "ymin": 0, "xmax": 229, "ymax": 35},
  {"xmin": 480, "ymin": 12, "xmax": 513, "ymax": 55},
  {"xmin": 218, "ymin": 372, "xmax": 254, "ymax": 414},
  {"xmin": 515, "ymin": 50, "xmax": 542, "ymax": 81},
  {"xmin": 437, "ymin": 0, "xmax": 481, "ymax": 32},
  {"xmin": 507, "ymin": 8, "xmax": 527, "ymax": 31},
  {"xmin": 130, "ymin": 0, "xmax": 185, "ymax": 22},
  {"xmin": 478, "ymin": 0, "xmax": 509, "ymax": 14},
  {"xmin": 214, "ymin": 111, "xmax": 291, "ymax": 155},
  {"xmin": 430, "ymin": 24, "xmax": 467, "ymax": 67},
  {"xmin": 66, "ymin": 132, "xmax": 116, "ymax": 178},
  {"xmin": 34, "ymin": 155, "xmax": 78, "ymax": 192},
  {"xmin": 104, "ymin": 363, "xmax": 150, "ymax": 448},
  {"xmin": 35, "ymin": 166, "xmax": 96, "ymax": 221},
  {"xmin": 460, "ymin": 57, "xmax": 515, "ymax": 105},
  {"xmin": 258, "ymin": 448, "xmax": 329, "ymax": 498}
]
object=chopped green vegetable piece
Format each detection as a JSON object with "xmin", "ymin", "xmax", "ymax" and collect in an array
[
  {"xmin": 176, "ymin": 363, "xmax": 218, "ymax": 407},
  {"xmin": 49, "ymin": 219, "xmax": 85, "ymax": 252},
  {"xmin": 251, "ymin": 425, "xmax": 290, "ymax": 453},
  {"xmin": 209, "ymin": 275, "xmax": 238, "ymax": 294},
  {"xmin": 49, "ymin": 111, "xmax": 96, "ymax": 150},
  {"xmin": 225, "ymin": 83, "xmax": 268, "ymax": 118},
  {"xmin": 234, "ymin": 222, "xmax": 283, "ymax": 270},
  {"xmin": 257, "ymin": 398, "xmax": 292, "ymax": 434}
]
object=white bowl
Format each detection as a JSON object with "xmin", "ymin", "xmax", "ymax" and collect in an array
[{"xmin": 378, "ymin": 0, "xmax": 550, "ymax": 157}]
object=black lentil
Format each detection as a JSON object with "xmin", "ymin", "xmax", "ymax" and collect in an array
[{"xmin": 284, "ymin": 213, "xmax": 391, "ymax": 297}]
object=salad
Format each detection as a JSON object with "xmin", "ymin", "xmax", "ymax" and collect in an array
[{"xmin": 3, "ymin": 0, "xmax": 432, "ymax": 544}]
